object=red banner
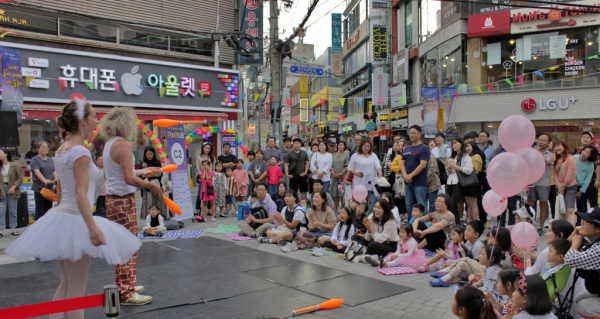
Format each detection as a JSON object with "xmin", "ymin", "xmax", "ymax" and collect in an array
[{"xmin": 468, "ymin": 10, "xmax": 511, "ymax": 38}]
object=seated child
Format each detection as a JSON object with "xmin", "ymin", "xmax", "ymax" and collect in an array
[
  {"xmin": 366, "ymin": 224, "xmax": 427, "ymax": 269},
  {"xmin": 452, "ymin": 285, "xmax": 499, "ymax": 319},
  {"xmin": 321, "ymin": 207, "xmax": 356, "ymax": 253},
  {"xmin": 486, "ymin": 227, "xmax": 514, "ymax": 268},
  {"xmin": 409, "ymin": 204, "xmax": 431, "ymax": 229},
  {"xmin": 485, "ymin": 267, "xmax": 520, "ymax": 316},
  {"xmin": 422, "ymin": 225, "xmax": 466, "ymax": 273},
  {"xmin": 541, "ymin": 238, "xmax": 585, "ymax": 318},
  {"xmin": 300, "ymin": 198, "xmax": 310, "ymax": 214},
  {"xmin": 430, "ymin": 244, "xmax": 505, "ymax": 300},
  {"xmin": 507, "ymin": 274, "xmax": 556, "ymax": 319},
  {"xmin": 508, "ymin": 205, "xmax": 540, "ymax": 260},
  {"xmin": 352, "ymin": 201, "xmax": 368, "ymax": 236},
  {"xmin": 430, "ymin": 220, "xmax": 486, "ymax": 277},
  {"xmin": 142, "ymin": 205, "xmax": 167, "ymax": 237}
]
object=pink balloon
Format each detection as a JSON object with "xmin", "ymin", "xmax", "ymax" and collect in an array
[
  {"xmin": 352, "ymin": 185, "xmax": 368, "ymax": 202},
  {"xmin": 515, "ymin": 147, "xmax": 546, "ymax": 185},
  {"xmin": 482, "ymin": 190, "xmax": 507, "ymax": 217},
  {"xmin": 498, "ymin": 115, "xmax": 536, "ymax": 152},
  {"xmin": 487, "ymin": 153, "xmax": 529, "ymax": 197},
  {"xmin": 510, "ymin": 222, "xmax": 538, "ymax": 249}
]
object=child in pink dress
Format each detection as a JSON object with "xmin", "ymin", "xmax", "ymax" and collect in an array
[
  {"xmin": 198, "ymin": 160, "xmax": 216, "ymax": 222},
  {"xmin": 266, "ymin": 156, "xmax": 284, "ymax": 195},
  {"xmin": 383, "ymin": 224, "xmax": 427, "ymax": 269},
  {"xmin": 233, "ymin": 159, "xmax": 249, "ymax": 202}
]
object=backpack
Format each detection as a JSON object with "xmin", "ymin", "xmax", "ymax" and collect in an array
[
  {"xmin": 437, "ymin": 158, "xmax": 448, "ymax": 185},
  {"xmin": 293, "ymin": 231, "xmax": 315, "ymax": 250},
  {"xmin": 250, "ymin": 207, "xmax": 269, "ymax": 229}
]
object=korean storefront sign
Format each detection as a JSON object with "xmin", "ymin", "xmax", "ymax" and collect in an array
[
  {"xmin": 331, "ymin": 13, "xmax": 343, "ymax": 51},
  {"xmin": 372, "ymin": 24, "xmax": 388, "ymax": 63},
  {"xmin": 511, "ymin": 0, "xmax": 600, "ymax": 34},
  {"xmin": 248, "ymin": 120, "xmax": 258, "ymax": 141},
  {"xmin": 2, "ymin": 43, "xmax": 240, "ymax": 111},
  {"xmin": 300, "ymin": 74, "xmax": 308, "ymax": 98},
  {"xmin": 377, "ymin": 111, "xmax": 390, "ymax": 125},
  {"xmin": 394, "ymin": 49, "xmax": 409, "ymax": 84},
  {"xmin": 166, "ymin": 125, "xmax": 194, "ymax": 221},
  {"xmin": 467, "ymin": 10, "xmax": 511, "ymax": 38},
  {"xmin": 299, "ymin": 99, "xmax": 309, "ymax": 122},
  {"xmin": 0, "ymin": 47, "xmax": 24, "ymax": 125},
  {"xmin": 440, "ymin": 87, "xmax": 457, "ymax": 134},
  {"xmin": 422, "ymin": 87, "xmax": 439, "ymax": 138},
  {"xmin": 372, "ymin": 73, "xmax": 389, "ymax": 107},
  {"xmin": 238, "ymin": 0, "xmax": 264, "ymax": 65},
  {"xmin": 390, "ymin": 84, "xmax": 407, "ymax": 108},
  {"xmin": 372, "ymin": 0, "xmax": 388, "ymax": 8},
  {"xmin": 521, "ymin": 96, "xmax": 577, "ymax": 112},
  {"xmin": 390, "ymin": 108, "xmax": 408, "ymax": 130},
  {"xmin": 343, "ymin": 20, "xmax": 368, "ymax": 56}
]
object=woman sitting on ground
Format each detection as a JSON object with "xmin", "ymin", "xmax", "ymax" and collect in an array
[
  {"xmin": 353, "ymin": 199, "xmax": 399, "ymax": 261},
  {"xmin": 320, "ymin": 206, "xmax": 356, "ymax": 253},
  {"xmin": 413, "ymin": 193, "xmax": 456, "ymax": 251}
]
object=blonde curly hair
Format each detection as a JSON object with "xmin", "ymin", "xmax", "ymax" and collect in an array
[{"xmin": 100, "ymin": 107, "xmax": 136, "ymax": 138}]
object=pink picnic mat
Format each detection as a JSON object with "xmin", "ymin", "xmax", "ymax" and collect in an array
[
  {"xmin": 377, "ymin": 267, "xmax": 418, "ymax": 276},
  {"xmin": 223, "ymin": 233, "xmax": 254, "ymax": 241}
]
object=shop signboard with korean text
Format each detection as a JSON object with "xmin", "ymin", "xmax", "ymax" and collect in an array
[
  {"xmin": 511, "ymin": 0, "xmax": 600, "ymax": 34},
  {"xmin": 222, "ymin": 134, "xmax": 237, "ymax": 156},
  {"xmin": 300, "ymin": 74, "xmax": 308, "ymax": 98},
  {"xmin": 343, "ymin": 20, "xmax": 368, "ymax": 56},
  {"xmin": 422, "ymin": 87, "xmax": 439, "ymax": 138},
  {"xmin": 238, "ymin": 0, "xmax": 264, "ymax": 65},
  {"xmin": 248, "ymin": 120, "xmax": 259, "ymax": 142},
  {"xmin": 0, "ymin": 42, "xmax": 240, "ymax": 112},
  {"xmin": 467, "ymin": 10, "xmax": 511, "ymax": 38},
  {"xmin": 331, "ymin": 13, "xmax": 343, "ymax": 51},
  {"xmin": 372, "ymin": 73, "xmax": 389, "ymax": 107},
  {"xmin": 390, "ymin": 108, "xmax": 408, "ymax": 130},
  {"xmin": 377, "ymin": 111, "xmax": 389, "ymax": 125},
  {"xmin": 372, "ymin": 24, "xmax": 388, "ymax": 63},
  {"xmin": 440, "ymin": 87, "xmax": 456, "ymax": 133},
  {"xmin": 299, "ymin": 99, "xmax": 309, "ymax": 122},
  {"xmin": 166, "ymin": 125, "xmax": 194, "ymax": 221},
  {"xmin": 0, "ymin": 47, "xmax": 23, "ymax": 124},
  {"xmin": 394, "ymin": 49, "xmax": 409, "ymax": 84},
  {"xmin": 390, "ymin": 84, "xmax": 407, "ymax": 108}
]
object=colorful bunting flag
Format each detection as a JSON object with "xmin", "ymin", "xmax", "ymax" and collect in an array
[
  {"xmin": 199, "ymin": 89, "xmax": 204, "ymax": 99},
  {"xmin": 25, "ymin": 76, "xmax": 34, "ymax": 87},
  {"xmin": 398, "ymin": 97, "xmax": 403, "ymax": 105},
  {"xmin": 367, "ymin": 112, "xmax": 372, "ymax": 119},
  {"xmin": 327, "ymin": 115, "xmax": 331, "ymax": 121},
  {"xmin": 588, "ymin": 55, "xmax": 599, "ymax": 60},
  {"xmin": 269, "ymin": 95, "xmax": 274, "ymax": 102},
  {"xmin": 476, "ymin": 87, "xmax": 483, "ymax": 94},
  {"xmin": 357, "ymin": 98, "xmax": 363, "ymax": 106},
  {"xmin": 517, "ymin": 75, "xmax": 524, "ymax": 85},
  {"xmin": 254, "ymin": 94, "xmax": 260, "ymax": 102},
  {"xmin": 505, "ymin": 79, "xmax": 513, "ymax": 87},
  {"xmin": 57, "ymin": 79, "xmax": 66, "ymax": 91},
  {"xmin": 339, "ymin": 98, "xmax": 346, "ymax": 106},
  {"xmin": 286, "ymin": 98, "xmax": 292, "ymax": 106},
  {"xmin": 310, "ymin": 98, "xmax": 315, "ymax": 105},
  {"xmin": 534, "ymin": 71, "xmax": 544, "ymax": 79},
  {"xmin": 320, "ymin": 98, "xmax": 326, "ymax": 106},
  {"xmin": 486, "ymin": 84, "xmax": 495, "ymax": 91},
  {"xmin": 378, "ymin": 97, "xmax": 384, "ymax": 105},
  {"xmin": 455, "ymin": 91, "xmax": 459, "ymax": 100},
  {"xmin": 159, "ymin": 87, "xmax": 166, "ymax": 98},
  {"xmin": 354, "ymin": 113, "xmax": 358, "ymax": 119},
  {"xmin": 466, "ymin": 89, "xmax": 470, "ymax": 98},
  {"xmin": 85, "ymin": 82, "xmax": 94, "ymax": 90},
  {"xmin": 341, "ymin": 114, "xmax": 346, "ymax": 119},
  {"xmin": 111, "ymin": 83, "xmax": 120, "ymax": 92},
  {"xmin": 549, "ymin": 66, "xmax": 560, "ymax": 71}
]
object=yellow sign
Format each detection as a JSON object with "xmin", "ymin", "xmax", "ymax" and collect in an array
[
  {"xmin": 378, "ymin": 113, "xmax": 389, "ymax": 122},
  {"xmin": 318, "ymin": 122, "xmax": 326, "ymax": 128},
  {"xmin": 367, "ymin": 100, "xmax": 373, "ymax": 113},
  {"xmin": 300, "ymin": 99, "xmax": 309, "ymax": 122},
  {"xmin": 300, "ymin": 74, "xmax": 308, "ymax": 98},
  {"xmin": 248, "ymin": 122, "xmax": 257, "ymax": 138},
  {"xmin": 437, "ymin": 107, "xmax": 444, "ymax": 133}
]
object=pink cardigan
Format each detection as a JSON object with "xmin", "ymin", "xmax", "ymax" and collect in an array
[
  {"xmin": 554, "ymin": 155, "xmax": 577, "ymax": 189},
  {"xmin": 232, "ymin": 169, "xmax": 249, "ymax": 196}
]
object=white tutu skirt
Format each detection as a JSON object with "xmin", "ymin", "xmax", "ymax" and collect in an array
[{"xmin": 5, "ymin": 208, "xmax": 142, "ymax": 265}]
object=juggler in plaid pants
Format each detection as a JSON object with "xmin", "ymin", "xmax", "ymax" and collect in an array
[{"xmin": 106, "ymin": 193, "xmax": 138, "ymax": 301}]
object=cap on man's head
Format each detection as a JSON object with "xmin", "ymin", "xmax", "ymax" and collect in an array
[
  {"xmin": 513, "ymin": 205, "xmax": 535, "ymax": 220},
  {"xmin": 576, "ymin": 207, "xmax": 600, "ymax": 226},
  {"xmin": 582, "ymin": 131, "xmax": 595, "ymax": 139}
]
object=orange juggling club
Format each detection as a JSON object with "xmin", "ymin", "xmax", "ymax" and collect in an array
[
  {"xmin": 161, "ymin": 164, "xmax": 178, "ymax": 173},
  {"xmin": 153, "ymin": 119, "xmax": 208, "ymax": 128},
  {"xmin": 293, "ymin": 299, "xmax": 343, "ymax": 316},
  {"xmin": 162, "ymin": 196, "xmax": 182, "ymax": 215}
]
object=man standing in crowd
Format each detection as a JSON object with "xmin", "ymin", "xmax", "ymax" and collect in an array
[
  {"xmin": 285, "ymin": 138, "xmax": 310, "ymax": 199},
  {"xmin": 528, "ymin": 133, "xmax": 554, "ymax": 234},
  {"xmin": 350, "ymin": 133, "xmax": 363, "ymax": 158},
  {"xmin": 281, "ymin": 137, "xmax": 292, "ymax": 161},
  {"xmin": 432, "ymin": 133, "xmax": 451, "ymax": 162},
  {"xmin": 400, "ymin": 125, "xmax": 430, "ymax": 218},
  {"xmin": 328, "ymin": 140, "xmax": 337, "ymax": 154},
  {"xmin": 573, "ymin": 132, "xmax": 600, "ymax": 208},
  {"xmin": 478, "ymin": 131, "xmax": 495, "ymax": 166},
  {"xmin": 218, "ymin": 142, "xmax": 237, "ymax": 170},
  {"xmin": 263, "ymin": 137, "xmax": 284, "ymax": 168},
  {"xmin": 478, "ymin": 131, "xmax": 495, "ymax": 227},
  {"xmin": 463, "ymin": 133, "xmax": 476, "ymax": 143}
]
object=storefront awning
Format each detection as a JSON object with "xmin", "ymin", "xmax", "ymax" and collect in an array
[
  {"xmin": 22, "ymin": 103, "xmax": 231, "ymax": 122},
  {"xmin": 367, "ymin": 129, "xmax": 394, "ymax": 138}
]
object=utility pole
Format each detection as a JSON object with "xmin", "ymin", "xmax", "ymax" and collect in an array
[{"xmin": 269, "ymin": 0, "xmax": 282, "ymax": 144}]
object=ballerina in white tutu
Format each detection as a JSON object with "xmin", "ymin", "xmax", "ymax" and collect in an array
[{"xmin": 5, "ymin": 94, "xmax": 142, "ymax": 319}]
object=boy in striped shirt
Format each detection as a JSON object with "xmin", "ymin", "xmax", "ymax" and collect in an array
[{"xmin": 225, "ymin": 167, "xmax": 239, "ymax": 216}]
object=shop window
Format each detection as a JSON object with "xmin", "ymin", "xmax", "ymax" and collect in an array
[
  {"xmin": 119, "ymin": 29, "xmax": 168, "ymax": 50},
  {"xmin": 170, "ymin": 37, "xmax": 213, "ymax": 57},
  {"xmin": 60, "ymin": 19, "xmax": 117, "ymax": 43},
  {"xmin": 421, "ymin": 35, "xmax": 467, "ymax": 92},
  {"xmin": 0, "ymin": 10, "xmax": 57, "ymax": 35},
  {"xmin": 419, "ymin": 0, "xmax": 441, "ymax": 43},
  {"xmin": 405, "ymin": 0, "xmax": 413, "ymax": 47},
  {"xmin": 469, "ymin": 26, "xmax": 600, "ymax": 91}
]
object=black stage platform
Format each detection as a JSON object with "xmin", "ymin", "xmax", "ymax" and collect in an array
[{"xmin": 0, "ymin": 237, "xmax": 413, "ymax": 318}]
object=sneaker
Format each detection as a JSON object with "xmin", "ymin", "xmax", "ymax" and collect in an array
[
  {"xmin": 432, "ymin": 263, "xmax": 444, "ymax": 271},
  {"xmin": 313, "ymin": 248, "xmax": 325, "ymax": 257},
  {"xmin": 544, "ymin": 220, "xmax": 550, "ymax": 228},
  {"xmin": 537, "ymin": 227, "xmax": 543, "ymax": 235},
  {"xmin": 277, "ymin": 239, "xmax": 288, "ymax": 246},
  {"xmin": 195, "ymin": 216, "xmax": 204, "ymax": 222},
  {"xmin": 219, "ymin": 214, "xmax": 228, "ymax": 218},
  {"xmin": 257, "ymin": 237, "xmax": 270, "ymax": 244},
  {"xmin": 121, "ymin": 293, "xmax": 152, "ymax": 306},
  {"xmin": 211, "ymin": 218, "xmax": 216, "ymax": 222},
  {"xmin": 417, "ymin": 266, "xmax": 429, "ymax": 273},
  {"xmin": 134, "ymin": 286, "xmax": 144, "ymax": 294},
  {"xmin": 429, "ymin": 279, "xmax": 450, "ymax": 287},
  {"xmin": 430, "ymin": 271, "xmax": 446, "ymax": 278},
  {"xmin": 11, "ymin": 231, "xmax": 19, "ymax": 236},
  {"xmin": 364, "ymin": 255, "xmax": 379, "ymax": 267},
  {"xmin": 281, "ymin": 242, "xmax": 298, "ymax": 253}
]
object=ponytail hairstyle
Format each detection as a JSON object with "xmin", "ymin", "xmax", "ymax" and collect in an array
[
  {"xmin": 482, "ymin": 244, "xmax": 504, "ymax": 266},
  {"xmin": 337, "ymin": 206, "xmax": 355, "ymax": 240},
  {"xmin": 498, "ymin": 267, "xmax": 520, "ymax": 295},
  {"xmin": 454, "ymin": 285, "xmax": 498, "ymax": 319},
  {"xmin": 399, "ymin": 224, "xmax": 418, "ymax": 241},
  {"xmin": 57, "ymin": 93, "xmax": 93, "ymax": 138}
]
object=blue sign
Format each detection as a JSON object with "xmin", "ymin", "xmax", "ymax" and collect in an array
[{"xmin": 289, "ymin": 65, "xmax": 324, "ymax": 76}]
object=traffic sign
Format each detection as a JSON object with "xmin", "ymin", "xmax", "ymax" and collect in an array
[{"xmin": 289, "ymin": 65, "xmax": 324, "ymax": 76}]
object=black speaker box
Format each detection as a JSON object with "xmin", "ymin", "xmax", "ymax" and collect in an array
[{"xmin": 0, "ymin": 111, "xmax": 20, "ymax": 147}]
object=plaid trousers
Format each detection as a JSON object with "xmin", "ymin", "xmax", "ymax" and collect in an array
[{"xmin": 106, "ymin": 193, "xmax": 138, "ymax": 300}]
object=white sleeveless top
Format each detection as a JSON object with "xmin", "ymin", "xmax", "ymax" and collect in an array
[{"xmin": 103, "ymin": 136, "xmax": 136, "ymax": 196}]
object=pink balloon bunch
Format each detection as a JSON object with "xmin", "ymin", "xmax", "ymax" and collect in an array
[{"xmin": 484, "ymin": 115, "xmax": 546, "ymax": 219}]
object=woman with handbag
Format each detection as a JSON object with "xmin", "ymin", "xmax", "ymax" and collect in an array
[
  {"xmin": 310, "ymin": 141, "xmax": 333, "ymax": 195},
  {"xmin": 464, "ymin": 141, "xmax": 485, "ymax": 222},
  {"xmin": 554, "ymin": 140, "xmax": 577, "ymax": 226},
  {"xmin": 140, "ymin": 146, "xmax": 167, "ymax": 220},
  {"xmin": 31, "ymin": 141, "xmax": 58, "ymax": 220},
  {"xmin": 0, "ymin": 148, "xmax": 23, "ymax": 237},
  {"xmin": 445, "ymin": 137, "xmax": 474, "ymax": 223}
]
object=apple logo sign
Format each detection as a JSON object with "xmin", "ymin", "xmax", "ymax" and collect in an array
[{"xmin": 121, "ymin": 65, "xmax": 144, "ymax": 95}]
